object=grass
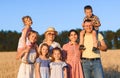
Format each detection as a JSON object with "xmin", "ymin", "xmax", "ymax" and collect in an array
[{"xmin": 0, "ymin": 50, "xmax": 120, "ymax": 78}]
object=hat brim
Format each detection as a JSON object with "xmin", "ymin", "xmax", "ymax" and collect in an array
[{"xmin": 44, "ymin": 30, "xmax": 58, "ymax": 35}]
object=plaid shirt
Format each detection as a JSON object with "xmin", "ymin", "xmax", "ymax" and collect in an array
[{"xmin": 83, "ymin": 14, "xmax": 101, "ymax": 30}]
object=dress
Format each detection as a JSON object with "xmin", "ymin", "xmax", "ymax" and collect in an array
[
  {"xmin": 50, "ymin": 61, "xmax": 67, "ymax": 78},
  {"xmin": 62, "ymin": 42, "xmax": 84, "ymax": 78},
  {"xmin": 36, "ymin": 57, "xmax": 50, "ymax": 78},
  {"xmin": 17, "ymin": 48, "xmax": 37, "ymax": 78}
]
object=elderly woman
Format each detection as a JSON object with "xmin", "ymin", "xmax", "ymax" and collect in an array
[{"xmin": 39, "ymin": 27, "xmax": 61, "ymax": 55}]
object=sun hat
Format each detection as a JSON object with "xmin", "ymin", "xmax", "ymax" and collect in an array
[{"xmin": 44, "ymin": 27, "xmax": 58, "ymax": 35}]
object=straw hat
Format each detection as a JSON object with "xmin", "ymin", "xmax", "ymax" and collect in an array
[{"xmin": 44, "ymin": 27, "xmax": 58, "ymax": 35}]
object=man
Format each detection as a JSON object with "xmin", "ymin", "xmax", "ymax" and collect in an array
[{"xmin": 81, "ymin": 19, "xmax": 107, "ymax": 78}]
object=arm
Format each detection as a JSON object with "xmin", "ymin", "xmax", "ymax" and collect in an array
[
  {"xmin": 21, "ymin": 27, "xmax": 30, "ymax": 42},
  {"xmin": 93, "ymin": 16, "xmax": 101, "ymax": 27},
  {"xmin": 63, "ymin": 67, "xmax": 67, "ymax": 78},
  {"xmin": 16, "ymin": 46, "xmax": 31, "ymax": 60},
  {"xmin": 98, "ymin": 39, "xmax": 107, "ymax": 51},
  {"xmin": 35, "ymin": 63, "xmax": 41, "ymax": 78}
]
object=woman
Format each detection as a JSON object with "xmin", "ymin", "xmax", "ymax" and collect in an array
[
  {"xmin": 62, "ymin": 29, "xmax": 84, "ymax": 78},
  {"xmin": 39, "ymin": 27, "xmax": 61, "ymax": 56}
]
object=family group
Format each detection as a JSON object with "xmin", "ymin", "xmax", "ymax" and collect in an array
[{"xmin": 16, "ymin": 5, "xmax": 107, "ymax": 78}]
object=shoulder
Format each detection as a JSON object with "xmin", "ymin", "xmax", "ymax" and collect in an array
[
  {"xmin": 36, "ymin": 57, "xmax": 42, "ymax": 63},
  {"xmin": 93, "ymin": 14, "xmax": 99, "ymax": 19},
  {"xmin": 52, "ymin": 41, "xmax": 61, "ymax": 48},
  {"xmin": 98, "ymin": 33, "xmax": 104, "ymax": 41},
  {"xmin": 53, "ymin": 41, "xmax": 60, "ymax": 45},
  {"xmin": 62, "ymin": 43, "xmax": 69, "ymax": 49},
  {"xmin": 61, "ymin": 61, "xmax": 67, "ymax": 67}
]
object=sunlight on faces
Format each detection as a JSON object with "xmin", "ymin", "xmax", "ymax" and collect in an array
[
  {"xmin": 23, "ymin": 18, "xmax": 32, "ymax": 26},
  {"xmin": 41, "ymin": 46, "xmax": 48, "ymax": 56},
  {"xmin": 69, "ymin": 31, "xmax": 78, "ymax": 42},
  {"xmin": 45, "ymin": 31, "xmax": 56, "ymax": 41},
  {"xmin": 53, "ymin": 50, "xmax": 61, "ymax": 60},
  {"xmin": 85, "ymin": 9, "xmax": 92, "ymax": 18},
  {"xmin": 84, "ymin": 22, "xmax": 93, "ymax": 33},
  {"xmin": 28, "ymin": 33, "xmax": 38, "ymax": 44}
]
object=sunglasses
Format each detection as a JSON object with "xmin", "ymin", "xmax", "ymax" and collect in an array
[{"xmin": 47, "ymin": 33, "xmax": 55, "ymax": 36}]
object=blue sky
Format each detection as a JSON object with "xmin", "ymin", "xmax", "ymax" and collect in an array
[{"xmin": 0, "ymin": 0, "xmax": 120, "ymax": 34}]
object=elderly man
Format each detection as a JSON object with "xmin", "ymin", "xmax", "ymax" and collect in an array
[{"xmin": 81, "ymin": 19, "xmax": 107, "ymax": 78}]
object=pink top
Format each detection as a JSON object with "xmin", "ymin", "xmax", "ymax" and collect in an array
[{"xmin": 62, "ymin": 42, "xmax": 81, "ymax": 64}]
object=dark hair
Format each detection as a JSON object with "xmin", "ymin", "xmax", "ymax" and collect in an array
[
  {"xmin": 84, "ymin": 5, "xmax": 93, "ymax": 12},
  {"xmin": 51, "ymin": 47, "xmax": 63, "ymax": 61},
  {"xmin": 68, "ymin": 29, "xmax": 78, "ymax": 37},
  {"xmin": 84, "ymin": 19, "xmax": 92, "ymax": 23},
  {"xmin": 22, "ymin": 16, "xmax": 33, "ymax": 24}
]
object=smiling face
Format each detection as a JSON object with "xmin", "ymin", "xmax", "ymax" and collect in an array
[
  {"xmin": 69, "ymin": 31, "xmax": 78, "ymax": 42},
  {"xmin": 41, "ymin": 45, "xmax": 48, "ymax": 56},
  {"xmin": 53, "ymin": 50, "xmax": 61, "ymax": 60},
  {"xmin": 23, "ymin": 17, "xmax": 32, "ymax": 27},
  {"xmin": 84, "ymin": 9, "xmax": 92, "ymax": 18},
  {"xmin": 28, "ymin": 32, "xmax": 38, "ymax": 44},
  {"xmin": 84, "ymin": 21, "xmax": 93, "ymax": 33},
  {"xmin": 45, "ymin": 31, "xmax": 56, "ymax": 41}
]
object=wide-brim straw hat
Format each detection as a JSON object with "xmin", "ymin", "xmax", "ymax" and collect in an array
[{"xmin": 44, "ymin": 27, "xmax": 58, "ymax": 35}]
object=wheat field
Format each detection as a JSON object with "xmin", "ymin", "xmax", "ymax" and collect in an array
[{"xmin": 0, "ymin": 50, "xmax": 120, "ymax": 78}]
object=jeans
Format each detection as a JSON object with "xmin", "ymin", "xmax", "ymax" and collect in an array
[{"xmin": 82, "ymin": 59, "xmax": 104, "ymax": 78}]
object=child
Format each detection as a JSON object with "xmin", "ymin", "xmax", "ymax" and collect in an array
[
  {"xmin": 35, "ymin": 43, "xmax": 50, "ymax": 78},
  {"xmin": 16, "ymin": 16, "xmax": 33, "ymax": 62},
  {"xmin": 17, "ymin": 30, "xmax": 39, "ymax": 78},
  {"xmin": 79, "ymin": 5, "xmax": 101, "ymax": 52},
  {"xmin": 50, "ymin": 47, "xmax": 67, "ymax": 78}
]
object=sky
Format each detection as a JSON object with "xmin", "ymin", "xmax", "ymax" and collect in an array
[{"xmin": 0, "ymin": 0, "xmax": 120, "ymax": 34}]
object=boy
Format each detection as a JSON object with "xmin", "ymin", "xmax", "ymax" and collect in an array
[{"xmin": 79, "ymin": 5, "xmax": 101, "ymax": 52}]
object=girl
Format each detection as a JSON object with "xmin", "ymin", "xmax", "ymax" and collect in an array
[
  {"xmin": 16, "ymin": 16, "xmax": 33, "ymax": 62},
  {"xmin": 62, "ymin": 29, "xmax": 84, "ymax": 78},
  {"xmin": 17, "ymin": 30, "xmax": 39, "ymax": 78},
  {"xmin": 35, "ymin": 43, "xmax": 50, "ymax": 78},
  {"xmin": 50, "ymin": 47, "xmax": 67, "ymax": 78}
]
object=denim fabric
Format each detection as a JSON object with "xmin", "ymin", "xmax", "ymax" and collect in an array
[{"xmin": 82, "ymin": 59, "xmax": 104, "ymax": 78}]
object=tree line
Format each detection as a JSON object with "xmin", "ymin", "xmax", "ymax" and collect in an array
[{"xmin": 0, "ymin": 28, "xmax": 120, "ymax": 51}]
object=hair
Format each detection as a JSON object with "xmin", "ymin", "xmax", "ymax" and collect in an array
[
  {"xmin": 22, "ymin": 16, "xmax": 33, "ymax": 24},
  {"xmin": 68, "ymin": 29, "xmax": 78, "ymax": 37},
  {"xmin": 84, "ymin": 19, "xmax": 92, "ymax": 23},
  {"xmin": 51, "ymin": 47, "xmax": 63, "ymax": 62},
  {"xmin": 84, "ymin": 5, "xmax": 93, "ymax": 12},
  {"xmin": 28, "ymin": 30, "xmax": 39, "ymax": 40},
  {"xmin": 39, "ymin": 43, "xmax": 49, "ymax": 58}
]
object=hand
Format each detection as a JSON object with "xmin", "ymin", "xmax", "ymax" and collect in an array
[{"xmin": 24, "ymin": 46, "xmax": 31, "ymax": 53}]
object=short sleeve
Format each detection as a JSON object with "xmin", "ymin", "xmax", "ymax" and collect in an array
[
  {"xmin": 49, "ymin": 62, "xmax": 53, "ymax": 69},
  {"xmin": 36, "ymin": 58, "xmax": 42, "ymax": 63},
  {"xmin": 98, "ymin": 33, "xmax": 104, "ymax": 41},
  {"xmin": 62, "ymin": 62, "xmax": 67, "ymax": 68}
]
